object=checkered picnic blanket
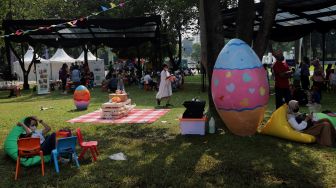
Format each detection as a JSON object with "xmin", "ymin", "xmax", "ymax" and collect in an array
[{"xmin": 67, "ymin": 108, "xmax": 170, "ymax": 124}]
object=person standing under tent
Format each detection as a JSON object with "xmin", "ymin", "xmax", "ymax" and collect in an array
[
  {"xmin": 71, "ymin": 65, "xmax": 81, "ymax": 86},
  {"xmin": 300, "ymin": 57, "xmax": 310, "ymax": 91},
  {"xmin": 156, "ymin": 64, "xmax": 174, "ymax": 107},
  {"xmin": 325, "ymin": 64, "xmax": 332, "ymax": 91},
  {"xmin": 311, "ymin": 59, "xmax": 325, "ymax": 100},
  {"xmin": 330, "ymin": 68, "xmax": 336, "ymax": 93},
  {"xmin": 88, "ymin": 72, "xmax": 94, "ymax": 90},
  {"xmin": 272, "ymin": 50, "xmax": 293, "ymax": 109},
  {"xmin": 69, "ymin": 63, "xmax": 75, "ymax": 73},
  {"xmin": 117, "ymin": 70, "xmax": 125, "ymax": 91},
  {"xmin": 59, "ymin": 63, "xmax": 69, "ymax": 94}
]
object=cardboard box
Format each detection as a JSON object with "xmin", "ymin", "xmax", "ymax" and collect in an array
[{"xmin": 179, "ymin": 117, "xmax": 206, "ymax": 135}]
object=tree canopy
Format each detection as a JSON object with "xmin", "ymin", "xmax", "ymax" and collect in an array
[{"xmin": 0, "ymin": 0, "xmax": 199, "ymax": 67}]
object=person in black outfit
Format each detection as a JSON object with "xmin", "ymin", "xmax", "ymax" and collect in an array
[{"xmin": 300, "ymin": 57, "xmax": 310, "ymax": 90}]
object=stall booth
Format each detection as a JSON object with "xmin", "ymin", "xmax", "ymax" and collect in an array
[
  {"xmin": 76, "ymin": 51, "xmax": 105, "ymax": 86},
  {"xmin": 49, "ymin": 48, "xmax": 76, "ymax": 81}
]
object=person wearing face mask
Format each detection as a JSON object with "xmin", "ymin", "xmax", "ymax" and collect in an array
[
  {"xmin": 17, "ymin": 116, "xmax": 56, "ymax": 155},
  {"xmin": 287, "ymin": 100, "xmax": 336, "ymax": 147},
  {"xmin": 272, "ymin": 50, "xmax": 293, "ymax": 109},
  {"xmin": 156, "ymin": 64, "xmax": 174, "ymax": 107}
]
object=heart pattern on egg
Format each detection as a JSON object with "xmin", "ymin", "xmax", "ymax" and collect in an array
[
  {"xmin": 226, "ymin": 83, "xmax": 235, "ymax": 93},
  {"xmin": 243, "ymin": 73, "xmax": 252, "ymax": 83},
  {"xmin": 248, "ymin": 88, "xmax": 255, "ymax": 94},
  {"xmin": 214, "ymin": 79, "xmax": 219, "ymax": 86},
  {"xmin": 226, "ymin": 72, "xmax": 232, "ymax": 78}
]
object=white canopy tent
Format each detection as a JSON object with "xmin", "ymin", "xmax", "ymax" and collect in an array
[
  {"xmin": 12, "ymin": 46, "xmax": 49, "ymax": 81},
  {"xmin": 49, "ymin": 48, "xmax": 76, "ymax": 81},
  {"xmin": 76, "ymin": 51, "xmax": 105, "ymax": 86}
]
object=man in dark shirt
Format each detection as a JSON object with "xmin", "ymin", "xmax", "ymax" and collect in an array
[
  {"xmin": 300, "ymin": 57, "xmax": 310, "ymax": 90},
  {"xmin": 272, "ymin": 50, "xmax": 293, "ymax": 109}
]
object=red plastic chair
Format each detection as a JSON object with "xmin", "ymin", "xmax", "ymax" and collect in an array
[
  {"xmin": 56, "ymin": 130, "xmax": 71, "ymax": 143},
  {"xmin": 15, "ymin": 138, "xmax": 44, "ymax": 180},
  {"xmin": 76, "ymin": 128, "xmax": 98, "ymax": 161}
]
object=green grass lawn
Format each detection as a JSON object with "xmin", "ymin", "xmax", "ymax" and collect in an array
[{"xmin": 0, "ymin": 76, "xmax": 336, "ymax": 187}]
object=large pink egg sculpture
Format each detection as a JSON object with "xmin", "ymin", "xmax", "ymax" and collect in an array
[
  {"xmin": 211, "ymin": 39, "xmax": 269, "ymax": 136},
  {"xmin": 74, "ymin": 85, "xmax": 90, "ymax": 110}
]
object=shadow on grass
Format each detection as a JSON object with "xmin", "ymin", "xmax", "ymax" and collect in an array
[
  {"xmin": 0, "ymin": 148, "xmax": 81, "ymax": 187},
  {"xmin": 0, "ymin": 123, "xmax": 328, "ymax": 187},
  {"xmin": 77, "ymin": 125, "xmax": 326, "ymax": 187},
  {"xmin": 67, "ymin": 109, "xmax": 90, "ymax": 113}
]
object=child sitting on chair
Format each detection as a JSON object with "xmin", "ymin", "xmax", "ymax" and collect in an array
[{"xmin": 17, "ymin": 116, "xmax": 56, "ymax": 155}]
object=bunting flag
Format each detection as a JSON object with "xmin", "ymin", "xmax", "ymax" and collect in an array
[
  {"xmin": 15, "ymin": 30, "xmax": 24, "ymax": 36},
  {"xmin": 1, "ymin": 0, "xmax": 128, "ymax": 38},
  {"xmin": 110, "ymin": 3, "xmax": 117, "ymax": 8},
  {"xmin": 101, "ymin": 6, "xmax": 109, "ymax": 11}
]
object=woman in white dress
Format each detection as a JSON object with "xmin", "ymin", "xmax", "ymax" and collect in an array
[{"xmin": 156, "ymin": 64, "xmax": 173, "ymax": 107}]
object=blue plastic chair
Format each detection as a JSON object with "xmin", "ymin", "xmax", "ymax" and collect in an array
[{"xmin": 51, "ymin": 136, "xmax": 80, "ymax": 173}]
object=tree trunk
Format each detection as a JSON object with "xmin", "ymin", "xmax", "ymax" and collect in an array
[
  {"xmin": 236, "ymin": 0, "xmax": 255, "ymax": 45},
  {"xmin": 24, "ymin": 50, "xmax": 37, "ymax": 90},
  {"xmin": 167, "ymin": 44, "xmax": 177, "ymax": 70},
  {"xmin": 199, "ymin": 0, "xmax": 207, "ymax": 69},
  {"xmin": 83, "ymin": 45, "xmax": 88, "ymax": 65},
  {"xmin": 178, "ymin": 28, "xmax": 182, "ymax": 70},
  {"xmin": 294, "ymin": 40, "xmax": 300, "ymax": 63},
  {"xmin": 23, "ymin": 73, "xmax": 29, "ymax": 90},
  {"xmin": 253, "ymin": 0, "xmax": 278, "ymax": 59},
  {"xmin": 8, "ymin": 43, "xmax": 29, "ymax": 90},
  {"xmin": 8, "ymin": 43, "xmax": 38, "ymax": 90},
  {"xmin": 201, "ymin": 0, "xmax": 225, "ymax": 128}
]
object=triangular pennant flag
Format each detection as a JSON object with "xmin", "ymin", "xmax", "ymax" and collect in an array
[
  {"xmin": 15, "ymin": 30, "xmax": 23, "ymax": 36},
  {"xmin": 101, "ymin": 6, "xmax": 108, "ymax": 11},
  {"xmin": 110, "ymin": 3, "xmax": 117, "ymax": 8},
  {"xmin": 1, "ymin": 0, "xmax": 127, "ymax": 38}
]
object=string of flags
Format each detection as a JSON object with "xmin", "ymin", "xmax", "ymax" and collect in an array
[{"xmin": 1, "ymin": 0, "xmax": 127, "ymax": 38}]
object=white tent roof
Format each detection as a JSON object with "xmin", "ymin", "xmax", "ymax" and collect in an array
[
  {"xmin": 76, "ymin": 50, "xmax": 102, "ymax": 61},
  {"xmin": 19, "ymin": 46, "xmax": 48, "ymax": 63},
  {"xmin": 49, "ymin": 48, "xmax": 75, "ymax": 63}
]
